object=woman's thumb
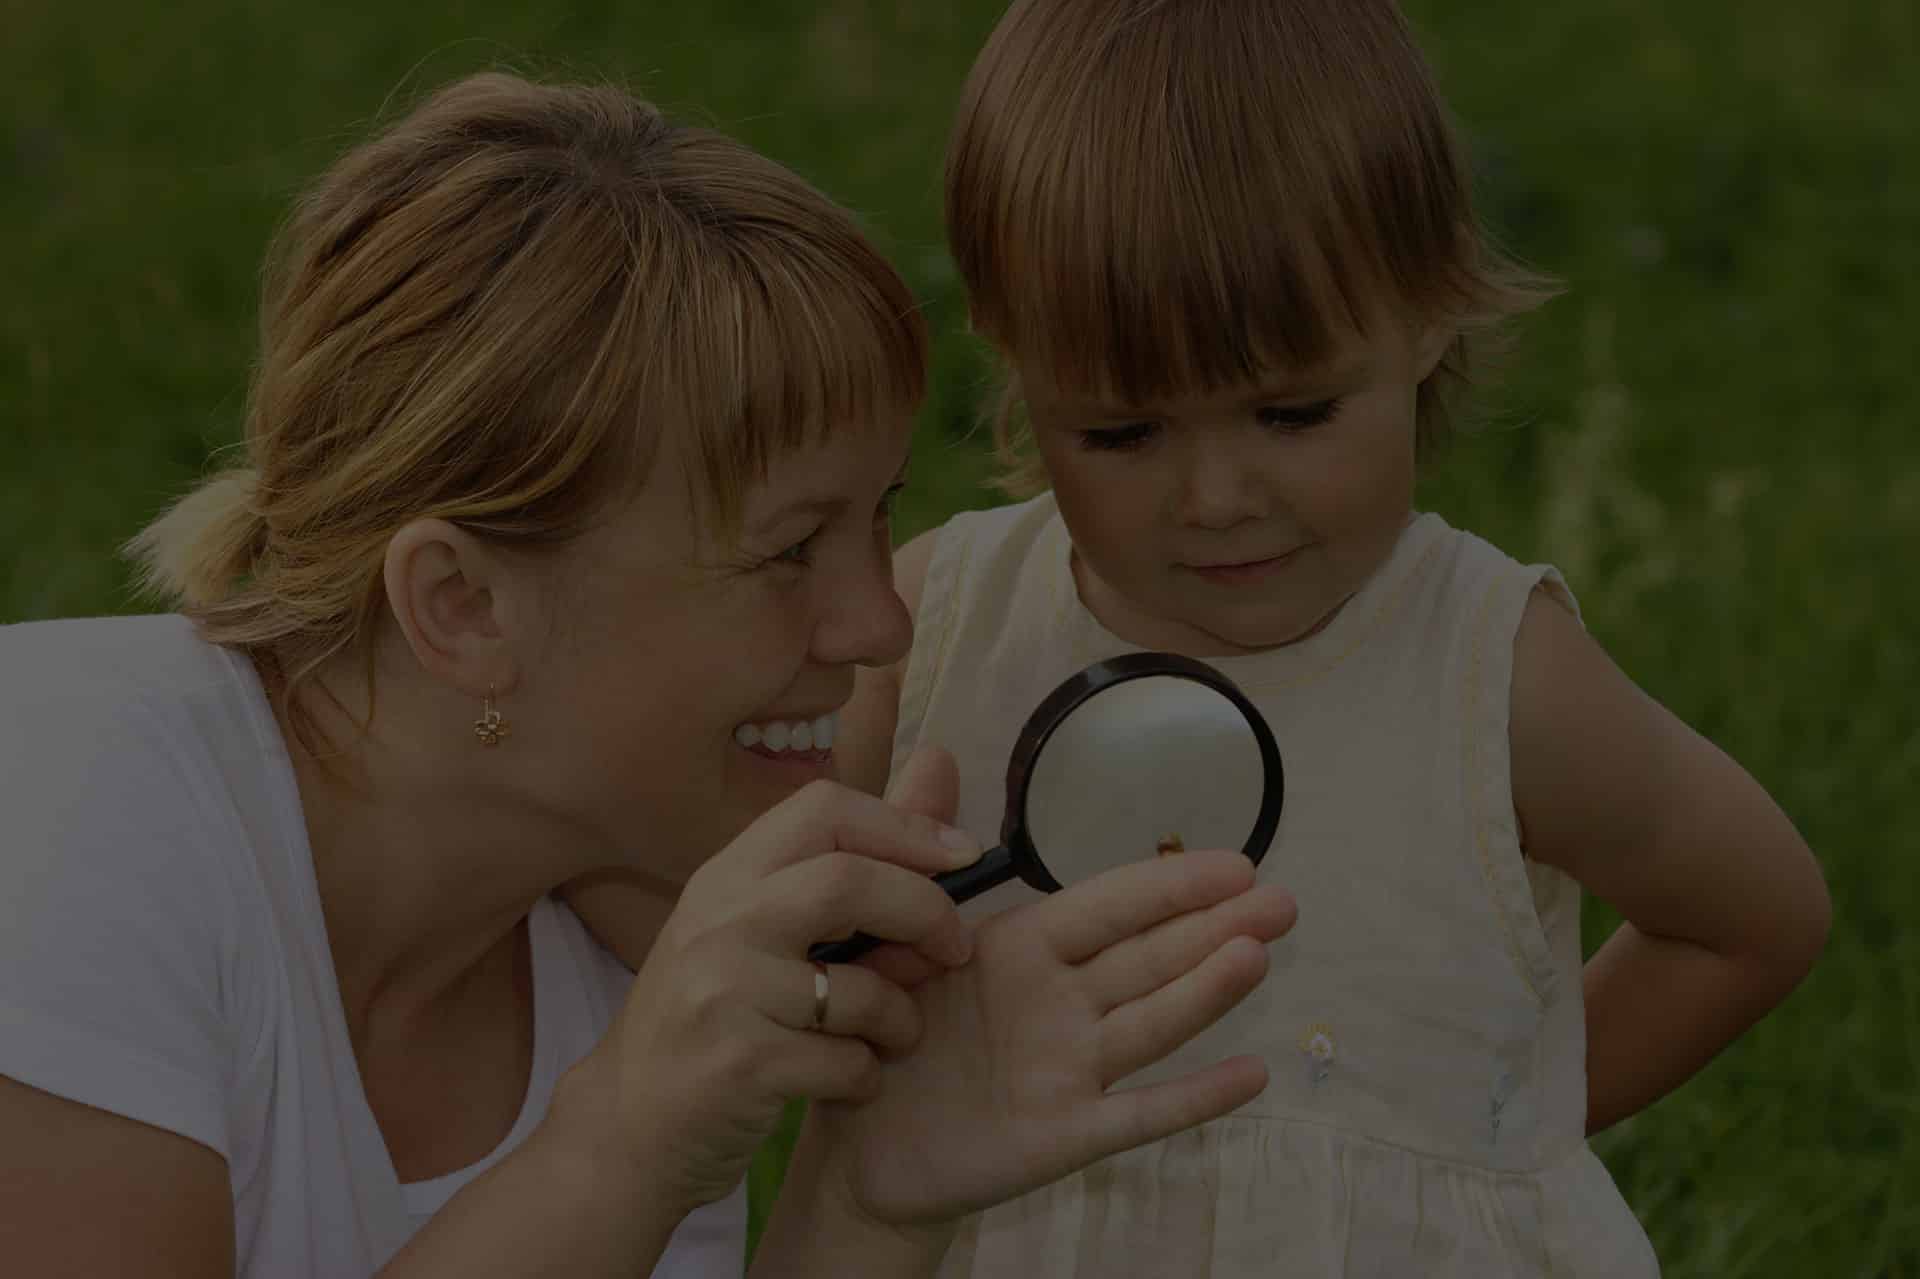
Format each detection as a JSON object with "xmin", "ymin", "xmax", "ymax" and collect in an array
[{"xmin": 886, "ymin": 744, "xmax": 962, "ymax": 830}]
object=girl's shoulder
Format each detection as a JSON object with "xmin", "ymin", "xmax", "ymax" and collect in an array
[{"xmin": 1404, "ymin": 514, "xmax": 1583, "ymax": 635}]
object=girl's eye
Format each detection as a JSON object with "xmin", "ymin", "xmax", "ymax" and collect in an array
[
  {"xmin": 1258, "ymin": 398, "xmax": 1343, "ymax": 431},
  {"xmin": 1078, "ymin": 421, "xmax": 1160, "ymax": 452},
  {"xmin": 877, "ymin": 482, "xmax": 905, "ymax": 525}
]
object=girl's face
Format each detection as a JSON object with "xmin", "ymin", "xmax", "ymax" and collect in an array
[
  {"xmin": 1018, "ymin": 322, "xmax": 1448, "ymax": 656},
  {"xmin": 518, "ymin": 415, "xmax": 913, "ymax": 884}
]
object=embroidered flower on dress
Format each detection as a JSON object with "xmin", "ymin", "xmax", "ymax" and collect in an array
[{"xmin": 1299, "ymin": 1023, "xmax": 1337, "ymax": 1085}]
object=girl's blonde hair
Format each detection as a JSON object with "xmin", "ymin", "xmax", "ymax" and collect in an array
[
  {"xmin": 944, "ymin": 0, "xmax": 1556, "ymax": 495},
  {"xmin": 128, "ymin": 72, "xmax": 926, "ymax": 749}
]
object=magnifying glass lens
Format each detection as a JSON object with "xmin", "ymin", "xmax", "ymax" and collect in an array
[{"xmin": 1024, "ymin": 673, "xmax": 1269, "ymax": 889}]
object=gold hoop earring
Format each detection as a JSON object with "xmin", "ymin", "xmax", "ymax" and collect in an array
[{"xmin": 474, "ymin": 685, "xmax": 510, "ymax": 747}]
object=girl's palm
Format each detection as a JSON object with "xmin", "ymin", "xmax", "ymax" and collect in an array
[{"xmin": 821, "ymin": 850, "xmax": 1293, "ymax": 1226}]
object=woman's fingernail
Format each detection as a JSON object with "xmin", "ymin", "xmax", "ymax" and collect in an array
[{"xmin": 939, "ymin": 824, "xmax": 980, "ymax": 860}]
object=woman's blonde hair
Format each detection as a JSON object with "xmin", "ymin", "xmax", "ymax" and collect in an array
[
  {"xmin": 944, "ymin": 0, "xmax": 1556, "ymax": 495},
  {"xmin": 128, "ymin": 72, "xmax": 926, "ymax": 749}
]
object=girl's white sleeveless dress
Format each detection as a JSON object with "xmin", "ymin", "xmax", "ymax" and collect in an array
[{"xmin": 893, "ymin": 495, "xmax": 1660, "ymax": 1277}]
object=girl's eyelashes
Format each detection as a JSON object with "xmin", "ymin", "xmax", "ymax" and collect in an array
[
  {"xmin": 1077, "ymin": 399, "xmax": 1343, "ymax": 451},
  {"xmin": 1078, "ymin": 421, "xmax": 1161, "ymax": 452},
  {"xmin": 1258, "ymin": 398, "xmax": 1343, "ymax": 431},
  {"xmin": 877, "ymin": 481, "xmax": 905, "ymax": 524}
]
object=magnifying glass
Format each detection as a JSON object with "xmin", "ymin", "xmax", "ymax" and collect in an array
[{"xmin": 810, "ymin": 652, "xmax": 1283, "ymax": 964}]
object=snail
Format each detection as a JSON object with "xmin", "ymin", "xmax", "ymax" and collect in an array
[{"xmin": 1156, "ymin": 833, "xmax": 1185, "ymax": 857}]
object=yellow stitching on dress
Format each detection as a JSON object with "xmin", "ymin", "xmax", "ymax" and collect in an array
[
  {"xmin": 1466, "ymin": 575, "xmax": 1551, "ymax": 1008},
  {"xmin": 897, "ymin": 522, "xmax": 976, "ymax": 766},
  {"xmin": 1235, "ymin": 535, "xmax": 1447, "ymax": 690}
]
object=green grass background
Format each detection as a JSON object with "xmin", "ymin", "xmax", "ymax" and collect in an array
[{"xmin": 5, "ymin": 1, "xmax": 1916, "ymax": 1273}]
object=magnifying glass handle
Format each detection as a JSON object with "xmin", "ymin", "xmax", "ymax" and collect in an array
[
  {"xmin": 930, "ymin": 844, "xmax": 1017, "ymax": 906},
  {"xmin": 807, "ymin": 846, "xmax": 1017, "ymax": 966}
]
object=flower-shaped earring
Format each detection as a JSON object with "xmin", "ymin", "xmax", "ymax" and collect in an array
[{"xmin": 474, "ymin": 686, "xmax": 510, "ymax": 747}]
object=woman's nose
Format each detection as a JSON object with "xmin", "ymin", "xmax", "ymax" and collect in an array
[{"xmin": 813, "ymin": 542, "xmax": 914, "ymax": 670}]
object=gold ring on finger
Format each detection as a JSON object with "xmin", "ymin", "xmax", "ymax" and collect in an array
[{"xmin": 810, "ymin": 961, "xmax": 830, "ymax": 1032}]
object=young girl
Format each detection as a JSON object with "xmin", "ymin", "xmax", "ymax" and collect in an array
[{"xmin": 839, "ymin": 1, "xmax": 1830, "ymax": 1274}]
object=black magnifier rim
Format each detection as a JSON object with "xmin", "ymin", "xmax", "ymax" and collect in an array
[{"xmin": 1001, "ymin": 651, "xmax": 1285, "ymax": 894}]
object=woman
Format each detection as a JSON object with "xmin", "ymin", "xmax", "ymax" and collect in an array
[{"xmin": 0, "ymin": 73, "xmax": 1295, "ymax": 1276}]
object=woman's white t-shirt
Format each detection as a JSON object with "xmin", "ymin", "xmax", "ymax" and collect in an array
[{"xmin": 0, "ymin": 614, "xmax": 746, "ymax": 1275}]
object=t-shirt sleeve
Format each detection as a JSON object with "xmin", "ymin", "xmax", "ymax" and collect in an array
[{"xmin": 0, "ymin": 693, "xmax": 239, "ymax": 1161}]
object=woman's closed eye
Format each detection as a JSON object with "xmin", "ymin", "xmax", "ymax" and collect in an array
[
  {"xmin": 767, "ymin": 527, "xmax": 822, "ymax": 568},
  {"xmin": 877, "ymin": 482, "xmax": 905, "ymax": 527},
  {"xmin": 1077, "ymin": 421, "xmax": 1161, "ymax": 452},
  {"xmin": 767, "ymin": 482, "xmax": 903, "ymax": 568}
]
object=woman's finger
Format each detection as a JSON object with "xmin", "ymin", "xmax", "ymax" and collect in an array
[
  {"xmin": 1079, "ymin": 883, "xmax": 1296, "ymax": 1014},
  {"xmin": 1093, "ymin": 935, "xmax": 1271, "ymax": 1087},
  {"xmin": 752, "ymin": 1028, "xmax": 884, "ymax": 1104},
  {"xmin": 763, "ymin": 958, "xmax": 923, "ymax": 1058},
  {"xmin": 883, "ymin": 744, "xmax": 961, "ymax": 826},
  {"xmin": 1030, "ymin": 848, "xmax": 1258, "ymax": 966},
  {"xmin": 759, "ymin": 852, "xmax": 972, "ymax": 968},
  {"xmin": 854, "ymin": 940, "xmax": 946, "ymax": 992},
  {"xmin": 733, "ymin": 779, "xmax": 981, "ymax": 880}
]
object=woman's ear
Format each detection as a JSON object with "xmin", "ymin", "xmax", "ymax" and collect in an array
[
  {"xmin": 382, "ymin": 519, "xmax": 522, "ymax": 699},
  {"xmin": 1412, "ymin": 323, "xmax": 1457, "ymax": 383}
]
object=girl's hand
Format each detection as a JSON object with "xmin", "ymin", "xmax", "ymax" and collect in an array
[
  {"xmin": 555, "ymin": 778, "xmax": 981, "ymax": 1217},
  {"xmin": 807, "ymin": 845, "xmax": 1296, "ymax": 1228}
]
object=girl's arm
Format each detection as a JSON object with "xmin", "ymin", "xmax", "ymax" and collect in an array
[
  {"xmin": 836, "ymin": 530, "xmax": 940, "ymax": 798},
  {"xmin": 1509, "ymin": 590, "xmax": 1830, "ymax": 1135}
]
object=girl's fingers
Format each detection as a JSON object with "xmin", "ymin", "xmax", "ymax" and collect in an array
[
  {"xmin": 760, "ymin": 852, "xmax": 973, "ymax": 968},
  {"xmin": 1079, "ymin": 884, "xmax": 1296, "ymax": 1014},
  {"xmin": 766, "ymin": 958, "xmax": 923, "ymax": 1058},
  {"xmin": 1029, "ymin": 849, "xmax": 1258, "ymax": 966},
  {"xmin": 1072, "ymin": 1055, "xmax": 1271, "ymax": 1169},
  {"xmin": 1092, "ymin": 935, "xmax": 1271, "ymax": 1087}
]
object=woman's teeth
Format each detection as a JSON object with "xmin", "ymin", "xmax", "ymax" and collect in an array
[{"xmin": 735, "ymin": 713, "xmax": 838, "ymax": 754}]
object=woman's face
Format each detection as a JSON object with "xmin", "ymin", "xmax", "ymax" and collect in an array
[{"xmin": 518, "ymin": 416, "xmax": 914, "ymax": 884}]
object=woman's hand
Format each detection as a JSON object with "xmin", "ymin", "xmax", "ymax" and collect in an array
[{"xmin": 552, "ymin": 778, "xmax": 982, "ymax": 1218}]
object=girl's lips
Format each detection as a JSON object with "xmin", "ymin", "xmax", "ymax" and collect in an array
[{"xmin": 1184, "ymin": 548, "xmax": 1305, "ymax": 585}]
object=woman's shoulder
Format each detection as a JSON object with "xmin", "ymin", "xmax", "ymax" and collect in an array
[
  {"xmin": 0, "ymin": 617, "xmax": 283, "ymax": 1158},
  {"xmin": 0, "ymin": 613, "xmax": 278, "ymax": 883},
  {"xmin": 0, "ymin": 613, "xmax": 234, "ymax": 709}
]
